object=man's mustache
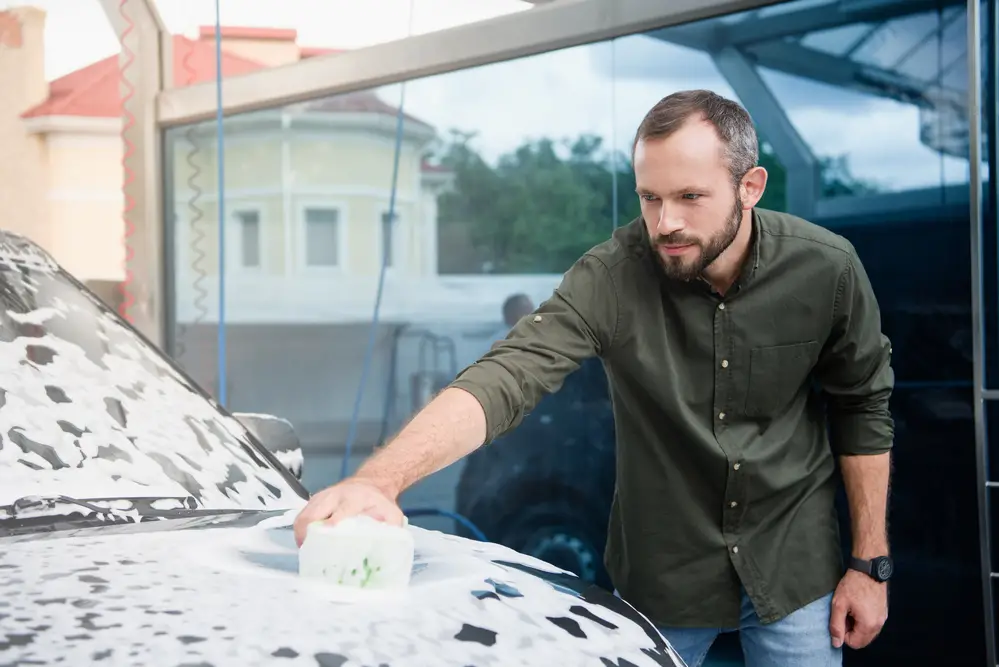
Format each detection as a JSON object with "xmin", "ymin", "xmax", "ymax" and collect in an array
[{"xmin": 652, "ymin": 233, "xmax": 699, "ymax": 246}]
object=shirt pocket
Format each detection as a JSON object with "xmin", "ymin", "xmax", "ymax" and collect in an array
[{"xmin": 744, "ymin": 341, "xmax": 820, "ymax": 418}]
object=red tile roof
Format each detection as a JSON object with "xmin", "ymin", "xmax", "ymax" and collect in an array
[
  {"xmin": 18, "ymin": 26, "xmax": 448, "ymax": 173},
  {"xmin": 22, "ymin": 34, "xmax": 265, "ymax": 118}
]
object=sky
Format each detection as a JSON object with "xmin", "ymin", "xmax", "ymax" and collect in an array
[{"xmin": 1, "ymin": 0, "xmax": 974, "ymax": 193}]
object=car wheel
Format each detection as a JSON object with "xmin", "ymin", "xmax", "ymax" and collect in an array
[{"xmin": 517, "ymin": 523, "xmax": 604, "ymax": 586}]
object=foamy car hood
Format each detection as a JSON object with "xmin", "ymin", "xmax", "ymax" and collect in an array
[{"xmin": 0, "ymin": 510, "xmax": 684, "ymax": 667}]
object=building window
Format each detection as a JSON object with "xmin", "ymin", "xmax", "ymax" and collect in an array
[
  {"xmin": 234, "ymin": 210, "xmax": 261, "ymax": 269},
  {"xmin": 381, "ymin": 211, "xmax": 397, "ymax": 267},
  {"xmin": 305, "ymin": 207, "xmax": 340, "ymax": 267}
]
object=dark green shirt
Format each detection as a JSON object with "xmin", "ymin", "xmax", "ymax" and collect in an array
[{"xmin": 449, "ymin": 208, "xmax": 894, "ymax": 628}]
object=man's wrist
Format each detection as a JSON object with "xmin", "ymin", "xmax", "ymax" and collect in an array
[
  {"xmin": 351, "ymin": 471, "xmax": 403, "ymax": 501},
  {"xmin": 852, "ymin": 544, "xmax": 889, "ymax": 560}
]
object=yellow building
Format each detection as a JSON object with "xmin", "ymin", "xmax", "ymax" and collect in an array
[{"xmin": 0, "ymin": 8, "xmax": 452, "ymax": 315}]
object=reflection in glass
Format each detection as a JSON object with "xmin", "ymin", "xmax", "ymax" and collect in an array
[{"xmin": 163, "ymin": 0, "xmax": 982, "ymax": 664}]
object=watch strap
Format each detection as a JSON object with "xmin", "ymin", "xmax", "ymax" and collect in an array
[{"xmin": 849, "ymin": 556, "xmax": 873, "ymax": 576}]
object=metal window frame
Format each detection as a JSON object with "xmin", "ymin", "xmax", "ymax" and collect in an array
[
  {"xmin": 970, "ymin": 0, "xmax": 999, "ymax": 664},
  {"xmin": 97, "ymin": 0, "xmax": 170, "ymax": 347},
  {"xmin": 155, "ymin": 0, "xmax": 787, "ymax": 126}
]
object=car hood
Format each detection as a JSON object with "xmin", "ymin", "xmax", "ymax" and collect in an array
[{"xmin": 0, "ymin": 510, "xmax": 684, "ymax": 667}]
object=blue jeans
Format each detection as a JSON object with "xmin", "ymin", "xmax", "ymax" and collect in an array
[{"xmin": 657, "ymin": 590, "xmax": 842, "ymax": 667}]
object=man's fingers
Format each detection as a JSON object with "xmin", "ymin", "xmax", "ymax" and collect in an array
[
  {"xmin": 845, "ymin": 627, "xmax": 876, "ymax": 650},
  {"xmin": 292, "ymin": 480, "xmax": 405, "ymax": 547},
  {"xmin": 846, "ymin": 616, "xmax": 884, "ymax": 650},
  {"xmin": 293, "ymin": 493, "xmax": 342, "ymax": 546},
  {"xmin": 328, "ymin": 502, "xmax": 403, "ymax": 527},
  {"xmin": 370, "ymin": 503, "xmax": 405, "ymax": 526},
  {"xmin": 828, "ymin": 596, "xmax": 848, "ymax": 648}
]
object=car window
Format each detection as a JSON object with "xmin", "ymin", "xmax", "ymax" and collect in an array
[{"xmin": 0, "ymin": 234, "xmax": 303, "ymax": 510}]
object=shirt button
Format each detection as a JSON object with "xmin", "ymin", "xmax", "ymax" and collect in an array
[
  {"xmin": 730, "ymin": 501, "xmax": 738, "ymax": 508},
  {"xmin": 718, "ymin": 303, "xmax": 725, "ymax": 310},
  {"xmin": 732, "ymin": 546, "xmax": 739, "ymax": 554},
  {"xmin": 718, "ymin": 412, "xmax": 726, "ymax": 420},
  {"xmin": 721, "ymin": 359, "xmax": 729, "ymax": 368},
  {"xmin": 733, "ymin": 462, "xmax": 741, "ymax": 470}
]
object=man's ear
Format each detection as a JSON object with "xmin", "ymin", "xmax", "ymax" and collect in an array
[{"xmin": 740, "ymin": 166, "xmax": 768, "ymax": 209}]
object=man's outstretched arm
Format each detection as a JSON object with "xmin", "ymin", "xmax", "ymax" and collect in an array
[
  {"xmin": 293, "ymin": 254, "xmax": 619, "ymax": 545},
  {"xmin": 351, "ymin": 386, "xmax": 488, "ymax": 501}
]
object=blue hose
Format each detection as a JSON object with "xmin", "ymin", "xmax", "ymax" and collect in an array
[
  {"xmin": 213, "ymin": 0, "xmax": 227, "ymax": 408},
  {"xmin": 403, "ymin": 508, "xmax": 488, "ymax": 542},
  {"xmin": 339, "ymin": 82, "xmax": 407, "ymax": 482},
  {"xmin": 334, "ymin": 3, "xmax": 486, "ymax": 543}
]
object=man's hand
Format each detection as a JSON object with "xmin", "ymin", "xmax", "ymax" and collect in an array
[
  {"xmin": 293, "ymin": 478, "xmax": 404, "ymax": 547},
  {"xmin": 829, "ymin": 569, "xmax": 888, "ymax": 649}
]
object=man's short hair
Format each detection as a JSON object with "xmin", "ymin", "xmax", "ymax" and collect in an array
[{"xmin": 633, "ymin": 89, "xmax": 758, "ymax": 185}]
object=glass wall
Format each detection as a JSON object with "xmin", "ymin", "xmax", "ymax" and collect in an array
[
  {"xmin": 980, "ymin": 0, "xmax": 999, "ymax": 663},
  {"xmin": 163, "ymin": 0, "xmax": 982, "ymax": 664}
]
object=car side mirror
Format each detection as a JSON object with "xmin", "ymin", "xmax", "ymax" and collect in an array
[{"xmin": 234, "ymin": 412, "xmax": 304, "ymax": 480}]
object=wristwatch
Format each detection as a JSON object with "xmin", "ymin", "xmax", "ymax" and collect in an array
[{"xmin": 849, "ymin": 555, "xmax": 894, "ymax": 583}]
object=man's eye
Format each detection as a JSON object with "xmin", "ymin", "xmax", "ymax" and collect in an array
[
  {"xmin": 682, "ymin": 193, "xmax": 701, "ymax": 200},
  {"xmin": 640, "ymin": 194, "xmax": 658, "ymax": 202}
]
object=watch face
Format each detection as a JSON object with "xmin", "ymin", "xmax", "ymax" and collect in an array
[{"xmin": 875, "ymin": 558, "xmax": 893, "ymax": 581}]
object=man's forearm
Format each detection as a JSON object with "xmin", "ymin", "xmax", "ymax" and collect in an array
[
  {"xmin": 839, "ymin": 451, "xmax": 891, "ymax": 558},
  {"xmin": 351, "ymin": 387, "xmax": 487, "ymax": 501}
]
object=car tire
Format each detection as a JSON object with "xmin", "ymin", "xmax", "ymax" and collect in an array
[{"xmin": 501, "ymin": 509, "xmax": 612, "ymax": 590}]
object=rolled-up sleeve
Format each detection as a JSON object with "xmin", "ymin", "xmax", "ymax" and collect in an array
[
  {"xmin": 448, "ymin": 253, "xmax": 618, "ymax": 443},
  {"xmin": 814, "ymin": 247, "xmax": 895, "ymax": 456}
]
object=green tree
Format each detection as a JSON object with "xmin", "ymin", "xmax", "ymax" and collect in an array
[{"xmin": 430, "ymin": 130, "xmax": 874, "ymax": 275}]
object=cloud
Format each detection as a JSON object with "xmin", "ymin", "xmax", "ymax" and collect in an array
[{"xmin": 400, "ymin": 28, "xmax": 968, "ymax": 193}]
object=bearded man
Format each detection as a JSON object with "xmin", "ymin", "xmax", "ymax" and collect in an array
[{"xmin": 294, "ymin": 89, "xmax": 894, "ymax": 667}]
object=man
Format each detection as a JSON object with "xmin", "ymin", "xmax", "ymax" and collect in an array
[
  {"xmin": 501, "ymin": 292, "xmax": 535, "ymax": 330},
  {"xmin": 294, "ymin": 89, "xmax": 893, "ymax": 667}
]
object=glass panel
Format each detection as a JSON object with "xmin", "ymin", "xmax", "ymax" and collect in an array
[
  {"xmin": 800, "ymin": 23, "xmax": 877, "ymax": 57},
  {"xmin": 750, "ymin": 3, "xmax": 971, "ymax": 194},
  {"xmin": 850, "ymin": 12, "xmax": 951, "ymax": 70},
  {"xmin": 305, "ymin": 208, "xmax": 339, "ymax": 267},
  {"xmin": 982, "ymin": 0, "xmax": 998, "ymax": 657},
  {"xmin": 163, "ymin": 1, "xmax": 981, "ymax": 664},
  {"xmin": 153, "ymin": 0, "xmax": 532, "ymax": 87},
  {"xmin": 985, "ymin": 0, "xmax": 999, "ymax": 395}
]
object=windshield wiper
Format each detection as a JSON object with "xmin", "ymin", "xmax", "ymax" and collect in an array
[
  {"xmin": 0, "ymin": 495, "xmax": 267, "ymax": 538},
  {"xmin": 0, "ymin": 494, "xmax": 198, "ymax": 523}
]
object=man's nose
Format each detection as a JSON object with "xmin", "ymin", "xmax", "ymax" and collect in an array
[{"xmin": 657, "ymin": 211, "xmax": 685, "ymax": 236}]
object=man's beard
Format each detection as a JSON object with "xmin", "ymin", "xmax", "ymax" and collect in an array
[{"xmin": 649, "ymin": 194, "xmax": 743, "ymax": 282}]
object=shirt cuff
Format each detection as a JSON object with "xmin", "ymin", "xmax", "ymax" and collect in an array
[
  {"xmin": 448, "ymin": 361, "xmax": 523, "ymax": 444},
  {"xmin": 829, "ymin": 411, "xmax": 894, "ymax": 456}
]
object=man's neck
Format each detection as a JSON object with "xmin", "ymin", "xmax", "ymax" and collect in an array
[{"xmin": 702, "ymin": 211, "xmax": 754, "ymax": 295}]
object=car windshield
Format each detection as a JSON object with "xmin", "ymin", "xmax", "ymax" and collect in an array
[{"xmin": 0, "ymin": 232, "xmax": 304, "ymax": 511}]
